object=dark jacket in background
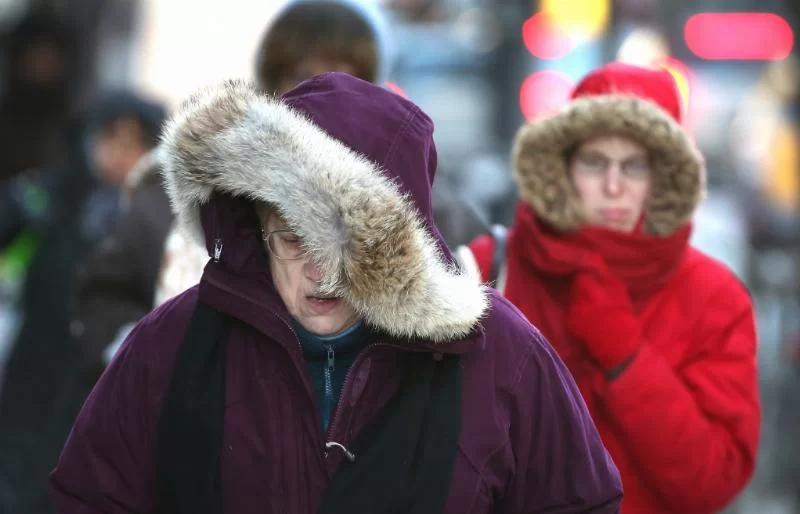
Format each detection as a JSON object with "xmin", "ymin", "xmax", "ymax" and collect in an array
[
  {"xmin": 71, "ymin": 152, "xmax": 173, "ymax": 381},
  {"xmin": 0, "ymin": 113, "xmax": 101, "ymax": 514}
]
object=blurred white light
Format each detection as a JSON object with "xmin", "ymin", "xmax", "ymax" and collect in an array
[
  {"xmin": 616, "ymin": 27, "xmax": 669, "ymax": 65},
  {"xmin": 133, "ymin": 0, "xmax": 286, "ymax": 108},
  {"xmin": 451, "ymin": 8, "xmax": 503, "ymax": 55}
]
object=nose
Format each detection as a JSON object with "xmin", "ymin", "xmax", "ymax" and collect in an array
[
  {"xmin": 603, "ymin": 166, "xmax": 624, "ymax": 198},
  {"xmin": 304, "ymin": 259, "xmax": 324, "ymax": 282}
]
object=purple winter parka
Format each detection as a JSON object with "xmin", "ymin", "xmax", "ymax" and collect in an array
[{"xmin": 50, "ymin": 73, "xmax": 623, "ymax": 514}]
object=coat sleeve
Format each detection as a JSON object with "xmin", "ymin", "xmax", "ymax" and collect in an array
[
  {"xmin": 504, "ymin": 314, "xmax": 623, "ymax": 514},
  {"xmin": 590, "ymin": 280, "xmax": 760, "ymax": 512},
  {"xmin": 49, "ymin": 299, "xmax": 187, "ymax": 514}
]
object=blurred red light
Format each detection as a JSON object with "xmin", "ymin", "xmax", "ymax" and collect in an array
[
  {"xmin": 519, "ymin": 70, "xmax": 574, "ymax": 120},
  {"xmin": 684, "ymin": 13, "xmax": 794, "ymax": 60},
  {"xmin": 522, "ymin": 12, "xmax": 574, "ymax": 60}
]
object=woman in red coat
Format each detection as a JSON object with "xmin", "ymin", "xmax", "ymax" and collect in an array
[{"xmin": 458, "ymin": 62, "xmax": 760, "ymax": 513}]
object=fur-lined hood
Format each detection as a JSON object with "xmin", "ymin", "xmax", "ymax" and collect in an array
[
  {"xmin": 159, "ymin": 74, "xmax": 487, "ymax": 342},
  {"xmin": 513, "ymin": 63, "xmax": 706, "ymax": 236}
]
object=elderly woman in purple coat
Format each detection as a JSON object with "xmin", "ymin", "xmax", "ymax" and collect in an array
[{"xmin": 50, "ymin": 73, "xmax": 622, "ymax": 514}]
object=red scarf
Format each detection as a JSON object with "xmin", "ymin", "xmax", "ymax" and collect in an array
[{"xmin": 503, "ymin": 204, "xmax": 691, "ymax": 370}]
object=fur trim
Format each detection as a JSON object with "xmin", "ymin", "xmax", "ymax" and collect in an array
[
  {"xmin": 160, "ymin": 79, "xmax": 488, "ymax": 342},
  {"xmin": 513, "ymin": 94, "xmax": 706, "ymax": 235}
]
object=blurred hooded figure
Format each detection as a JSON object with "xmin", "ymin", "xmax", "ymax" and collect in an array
[
  {"xmin": 69, "ymin": 92, "xmax": 169, "ymax": 385},
  {"xmin": 0, "ymin": 12, "xmax": 79, "ymax": 182}
]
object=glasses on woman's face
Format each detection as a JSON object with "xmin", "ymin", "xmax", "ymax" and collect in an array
[
  {"xmin": 262, "ymin": 229, "xmax": 305, "ymax": 261},
  {"xmin": 571, "ymin": 150, "xmax": 651, "ymax": 180}
]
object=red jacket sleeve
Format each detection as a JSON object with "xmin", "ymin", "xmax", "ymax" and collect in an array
[{"xmin": 590, "ymin": 280, "xmax": 760, "ymax": 512}]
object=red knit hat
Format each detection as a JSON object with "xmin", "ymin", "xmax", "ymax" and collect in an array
[
  {"xmin": 571, "ymin": 62, "xmax": 683, "ymax": 123},
  {"xmin": 511, "ymin": 62, "xmax": 704, "ymax": 236}
]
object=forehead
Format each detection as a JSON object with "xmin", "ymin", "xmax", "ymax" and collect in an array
[
  {"xmin": 576, "ymin": 133, "xmax": 648, "ymax": 157},
  {"xmin": 259, "ymin": 206, "xmax": 290, "ymax": 230},
  {"xmin": 100, "ymin": 117, "xmax": 144, "ymax": 140}
]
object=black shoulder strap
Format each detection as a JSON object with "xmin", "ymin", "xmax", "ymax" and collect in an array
[
  {"xmin": 155, "ymin": 301, "xmax": 232, "ymax": 514},
  {"xmin": 318, "ymin": 353, "xmax": 462, "ymax": 514},
  {"xmin": 489, "ymin": 224, "xmax": 508, "ymax": 285}
]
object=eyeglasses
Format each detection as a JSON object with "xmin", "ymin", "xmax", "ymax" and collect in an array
[
  {"xmin": 262, "ymin": 229, "xmax": 305, "ymax": 261},
  {"xmin": 571, "ymin": 151, "xmax": 651, "ymax": 179}
]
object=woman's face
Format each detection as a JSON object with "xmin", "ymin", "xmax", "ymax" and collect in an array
[
  {"xmin": 263, "ymin": 211, "xmax": 359, "ymax": 336},
  {"xmin": 570, "ymin": 134, "xmax": 652, "ymax": 233}
]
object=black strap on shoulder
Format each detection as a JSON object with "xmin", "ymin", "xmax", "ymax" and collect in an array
[
  {"xmin": 318, "ymin": 353, "xmax": 462, "ymax": 514},
  {"xmin": 155, "ymin": 301, "xmax": 232, "ymax": 514},
  {"xmin": 489, "ymin": 224, "xmax": 508, "ymax": 285}
]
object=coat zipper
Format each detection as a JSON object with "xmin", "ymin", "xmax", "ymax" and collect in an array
[
  {"xmin": 212, "ymin": 205, "xmax": 223, "ymax": 263},
  {"xmin": 324, "ymin": 345, "xmax": 335, "ymax": 428},
  {"xmin": 324, "ymin": 342, "xmax": 407, "ymax": 451}
]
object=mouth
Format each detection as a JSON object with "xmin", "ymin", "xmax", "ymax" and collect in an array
[
  {"xmin": 599, "ymin": 208, "xmax": 631, "ymax": 222},
  {"xmin": 308, "ymin": 295, "xmax": 338, "ymax": 302},
  {"xmin": 306, "ymin": 295, "xmax": 342, "ymax": 312}
]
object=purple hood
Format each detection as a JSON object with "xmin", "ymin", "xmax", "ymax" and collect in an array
[{"xmin": 159, "ymin": 73, "xmax": 487, "ymax": 342}]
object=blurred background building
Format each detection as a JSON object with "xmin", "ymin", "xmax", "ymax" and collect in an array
[{"xmin": 1, "ymin": 0, "xmax": 799, "ymax": 512}]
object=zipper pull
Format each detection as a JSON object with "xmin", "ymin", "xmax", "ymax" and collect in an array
[
  {"xmin": 213, "ymin": 238, "xmax": 223, "ymax": 263},
  {"xmin": 327, "ymin": 345, "xmax": 335, "ymax": 372},
  {"xmin": 325, "ymin": 441, "xmax": 355, "ymax": 462}
]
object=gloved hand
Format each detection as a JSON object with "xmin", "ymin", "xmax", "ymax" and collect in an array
[{"xmin": 567, "ymin": 268, "xmax": 641, "ymax": 375}]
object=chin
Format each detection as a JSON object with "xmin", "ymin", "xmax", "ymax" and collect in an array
[
  {"xmin": 301, "ymin": 317, "xmax": 350, "ymax": 337},
  {"xmin": 595, "ymin": 220, "xmax": 635, "ymax": 233},
  {"xmin": 611, "ymin": 224, "xmax": 635, "ymax": 233},
  {"xmin": 308, "ymin": 323, "xmax": 340, "ymax": 337}
]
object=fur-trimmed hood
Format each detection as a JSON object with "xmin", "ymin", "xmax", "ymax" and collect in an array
[
  {"xmin": 159, "ymin": 73, "xmax": 487, "ymax": 342},
  {"xmin": 513, "ymin": 63, "xmax": 706, "ymax": 236}
]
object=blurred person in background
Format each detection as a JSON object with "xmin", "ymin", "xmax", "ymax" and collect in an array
[
  {"xmin": 153, "ymin": 0, "xmax": 389, "ymax": 309},
  {"xmin": 730, "ymin": 57, "xmax": 800, "ymax": 247},
  {"xmin": 69, "ymin": 93, "xmax": 168, "ymax": 387},
  {"xmin": 457, "ymin": 62, "xmax": 760, "ymax": 514},
  {"xmin": 728, "ymin": 57, "xmax": 800, "ymax": 512},
  {"xmin": 0, "ymin": 11, "xmax": 78, "ymax": 183},
  {"xmin": 0, "ymin": 12, "xmax": 80, "ymax": 378},
  {"xmin": 384, "ymin": 0, "xmax": 447, "ymax": 23},
  {"xmin": 51, "ymin": 72, "xmax": 622, "ymax": 514},
  {"xmin": 0, "ymin": 91, "xmax": 165, "ymax": 514}
]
